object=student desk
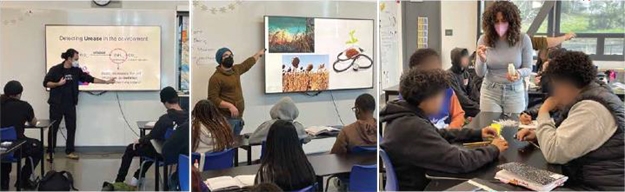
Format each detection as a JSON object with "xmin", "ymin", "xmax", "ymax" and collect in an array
[
  {"xmin": 137, "ymin": 121, "xmax": 155, "ymax": 138},
  {"xmin": 236, "ymin": 126, "xmax": 343, "ymax": 166},
  {"xmin": 201, "ymin": 153, "xmax": 376, "ymax": 191},
  {"xmin": 1, "ymin": 140, "xmax": 27, "ymax": 191},
  {"xmin": 424, "ymin": 112, "xmax": 562, "ymax": 191},
  {"xmin": 25, "ymin": 119, "xmax": 54, "ymax": 175},
  {"xmin": 382, "ymin": 85, "xmax": 399, "ymax": 102}
]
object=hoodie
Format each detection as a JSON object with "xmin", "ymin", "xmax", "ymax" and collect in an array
[
  {"xmin": 380, "ymin": 100, "xmax": 499, "ymax": 190},
  {"xmin": 447, "ymin": 48, "xmax": 480, "ymax": 117},
  {"xmin": 330, "ymin": 118, "xmax": 377, "ymax": 154},
  {"xmin": 139, "ymin": 108, "xmax": 189, "ymax": 145},
  {"xmin": 249, "ymin": 97, "xmax": 311, "ymax": 144}
]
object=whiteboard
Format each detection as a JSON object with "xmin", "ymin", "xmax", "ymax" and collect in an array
[
  {"xmin": 264, "ymin": 16, "xmax": 374, "ymax": 93},
  {"xmin": 45, "ymin": 25, "xmax": 161, "ymax": 91}
]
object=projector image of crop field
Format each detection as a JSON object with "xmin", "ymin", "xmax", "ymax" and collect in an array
[{"xmin": 282, "ymin": 70, "xmax": 329, "ymax": 92}]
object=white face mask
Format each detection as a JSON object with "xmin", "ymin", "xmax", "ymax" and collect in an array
[{"xmin": 72, "ymin": 60, "xmax": 79, "ymax": 67}]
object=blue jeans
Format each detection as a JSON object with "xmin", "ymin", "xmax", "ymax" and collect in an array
[
  {"xmin": 227, "ymin": 118, "xmax": 244, "ymax": 136},
  {"xmin": 480, "ymin": 81, "xmax": 527, "ymax": 114}
]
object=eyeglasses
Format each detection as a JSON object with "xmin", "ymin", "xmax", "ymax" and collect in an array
[{"xmin": 351, "ymin": 107, "xmax": 357, "ymax": 112}]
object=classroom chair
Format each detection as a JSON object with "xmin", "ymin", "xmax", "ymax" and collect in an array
[
  {"xmin": 192, "ymin": 148, "xmax": 235, "ymax": 171},
  {"xmin": 350, "ymin": 146, "xmax": 377, "ymax": 154},
  {"xmin": 178, "ymin": 155, "xmax": 190, "ymax": 191},
  {"xmin": 1, "ymin": 126, "xmax": 35, "ymax": 191},
  {"xmin": 139, "ymin": 128, "xmax": 176, "ymax": 191},
  {"xmin": 379, "ymin": 149, "xmax": 398, "ymax": 191},
  {"xmin": 349, "ymin": 164, "xmax": 377, "ymax": 191}
]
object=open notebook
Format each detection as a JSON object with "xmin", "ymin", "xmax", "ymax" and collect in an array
[
  {"xmin": 495, "ymin": 162, "xmax": 568, "ymax": 191},
  {"xmin": 205, "ymin": 175, "xmax": 255, "ymax": 191},
  {"xmin": 305, "ymin": 126, "xmax": 340, "ymax": 136},
  {"xmin": 519, "ymin": 121, "xmax": 538, "ymax": 129}
]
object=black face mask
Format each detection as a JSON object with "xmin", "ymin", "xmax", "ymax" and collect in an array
[{"xmin": 221, "ymin": 56, "xmax": 234, "ymax": 68}]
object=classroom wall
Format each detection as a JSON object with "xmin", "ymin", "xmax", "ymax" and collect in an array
[
  {"xmin": 191, "ymin": 1, "xmax": 377, "ymax": 155},
  {"xmin": 0, "ymin": 0, "xmax": 187, "ymax": 147},
  {"xmin": 440, "ymin": 1, "xmax": 478, "ymax": 70}
]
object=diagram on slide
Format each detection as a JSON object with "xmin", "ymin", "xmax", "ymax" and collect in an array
[{"xmin": 332, "ymin": 30, "xmax": 373, "ymax": 73}]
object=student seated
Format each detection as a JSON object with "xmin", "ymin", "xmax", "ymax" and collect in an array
[
  {"xmin": 520, "ymin": 48, "xmax": 567, "ymax": 123},
  {"xmin": 330, "ymin": 93, "xmax": 377, "ymax": 154},
  {"xmin": 448, "ymin": 48, "xmax": 480, "ymax": 117},
  {"xmin": 406, "ymin": 48, "xmax": 465, "ymax": 129},
  {"xmin": 191, "ymin": 100, "xmax": 235, "ymax": 153},
  {"xmin": 381, "ymin": 68, "xmax": 508, "ymax": 191},
  {"xmin": 516, "ymin": 51, "xmax": 624, "ymax": 191},
  {"xmin": 113, "ymin": 86, "xmax": 188, "ymax": 187},
  {"xmin": 0, "ymin": 81, "xmax": 42, "ymax": 190},
  {"xmin": 255, "ymin": 120, "xmax": 316, "ymax": 191},
  {"xmin": 249, "ymin": 97, "xmax": 311, "ymax": 144}
]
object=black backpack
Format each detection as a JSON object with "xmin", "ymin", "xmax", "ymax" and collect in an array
[{"xmin": 38, "ymin": 170, "xmax": 78, "ymax": 191}]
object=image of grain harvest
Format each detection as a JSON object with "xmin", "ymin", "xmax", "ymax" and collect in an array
[
  {"xmin": 282, "ymin": 70, "xmax": 329, "ymax": 92},
  {"xmin": 268, "ymin": 16, "xmax": 314, "ymax": 53}
]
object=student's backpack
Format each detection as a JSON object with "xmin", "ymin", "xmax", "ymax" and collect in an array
[
  {"xmin": 101, "ymin": 181, "xmax": 136, "ymax": 191},
  {"xmin": 38, "ymin": 170, "xmax": 78, "ymax": 191}
]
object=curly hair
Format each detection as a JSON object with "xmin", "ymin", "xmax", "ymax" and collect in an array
[
  {"xmin": 543, "ymin": 51, "xmax": 596, "ymax": 89},
  {"xmin": 482, "ymin": 1, "xmax": 522, "ymax": 48},
  {"xmin": 400, "ymin": 68, "xmax": 450, "ymax": 106},
  {"xmin": 409, "ymin": 48, "xmax": 440, "ymax": 69}
]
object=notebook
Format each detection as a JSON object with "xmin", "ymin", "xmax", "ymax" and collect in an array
[
  {"xmin": 205, "ymin": 175, "xmax": 255, "ymax": 191},
  {"xmin": 446, "ymin": 178, "xmax": 511, "ymax": 191},
  {"xmin": 305, "ymin": 126, "xmax": 340, "ymax": 136},
  {"xmin": 519, "ymin": 121, "xmax": 538, "ymax": 129},
  {"xmin": 495, "ymin": 162, "xmax": 568, "ymax": 191}
]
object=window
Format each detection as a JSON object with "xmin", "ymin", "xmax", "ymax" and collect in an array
[
  {"xmin": 562, "ymin": 38, "xmax": 597, "ymax": 55},
  {"xmin": 513, "ymin": 0, "xmax": 549, "ymax": 34},
  {"xmin": 604, "ymin": 38, "xmax": 624, "ymax": 56},
  {"xmin": 559, "ymin": 1, "xmax": 624, "ymax": 34},
  {"xmin": 177, "ymin": 13, "xmax": 189, "ymax": 92}
]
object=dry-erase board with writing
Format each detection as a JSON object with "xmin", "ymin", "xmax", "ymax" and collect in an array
[
  {"xmin": 264, "ymin": 16, "xmax": 374, "ymax": 93},
  {"xmin": 45, "ymin": 25, "xmax": 161, "ymax": 91}
]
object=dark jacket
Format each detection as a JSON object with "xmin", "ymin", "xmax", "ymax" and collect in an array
[
  {"xmin": 43, "ymin": 63, "xmax": 95, "ymax": 106},
  {"xmin": 163, "ymin": 121, "xmax": 189, "ymax": 165},
  {"xmin": 139, "ymin": 109, "xmax": 189, "ymax": 145},
  {"xmin": 555, "ymin": 82, "xmax": 624, "ymax": 191},
  {"xmin": 380, "ymin": 100, "xmax": 499, "ymax": 190},
  {"xmin": 447, "ymin": 48, "xmax": 480, "ymax": 117}
]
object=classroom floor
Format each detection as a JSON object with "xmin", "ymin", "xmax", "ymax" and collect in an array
[{"xmin": 4, "ymin": 152, "xmax": 158, "ymax": 191}]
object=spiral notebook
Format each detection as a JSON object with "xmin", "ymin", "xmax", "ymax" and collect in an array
[{"xmin": 495, "ymin": 162, "xmax": 567, "ymax": 191}]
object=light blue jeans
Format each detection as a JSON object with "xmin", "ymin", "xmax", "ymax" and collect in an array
[
  {"xmin": 480, "ymin": 80, "xmax": 527, "ymax": 114},
  {"xmin": 227, "ymin": 118, "xmax": 244, "ymax": 136}
]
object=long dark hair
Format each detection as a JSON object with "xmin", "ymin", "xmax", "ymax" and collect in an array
[
  {"xmin": 191, "ymin": 100, "xmax": 234, "ymax": 152},
  {"xmin": 482, "ymin": 1, "xmax": 522, "ymax": 48},
  {"xmin": 257, "ymin": 120, "xmax": 315, "ymax": 191}
]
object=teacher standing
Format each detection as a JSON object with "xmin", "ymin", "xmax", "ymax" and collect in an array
[
  {"xmin": 208, "ymin": 48, "xmax": 265, "ymax": 135},
  {"xmin": 475, "ymin": 1, "xmax": 533, "ymax": 114},
  {"xmin": 43, "ymin": 48, "xmax": 116, "ymax": 160}
]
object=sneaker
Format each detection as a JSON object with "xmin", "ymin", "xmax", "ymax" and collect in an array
[{"xmin": 66, "ymin": 152, "xmax": 79, "ymax": 160}]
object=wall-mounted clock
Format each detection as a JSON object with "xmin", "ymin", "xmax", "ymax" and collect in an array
[{"xmin": 93, "ymin": 0, "xmax": 111, "ymax": 7}]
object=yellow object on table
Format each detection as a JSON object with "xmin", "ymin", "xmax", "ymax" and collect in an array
[{"xmin": 490, "ymin": 123, "xmax": 503, "ymax": 136}]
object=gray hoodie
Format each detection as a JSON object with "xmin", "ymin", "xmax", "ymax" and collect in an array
[{"xmin": 249, "ymin": 97, "xmax": 312, "ymax": 144}]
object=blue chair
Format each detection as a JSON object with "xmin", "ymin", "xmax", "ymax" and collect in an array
[
  {"xmin": 348, "ymin": 164, "xmax": 377, "ymax": 191},
  {"xmin": 194, "ymin": 148, "xmax": 235, "ymax": 171},
  {"xmin": 350, "ymin": 146, "xmax": 377, "ymax": 154},
  {"xmin": 1, "ymin": 126, "xmax": 34, "ymax": 190},
  {"xmin": 178, "ymin": 155, "xmax": 190, "ymax": 191},
  {"xmin": 379, "ymin": 149, "xmax": 398, "ymax": 191},
  {"xmin": 139, "ymin": 127, "xmax": 176, "ymax": 190}
]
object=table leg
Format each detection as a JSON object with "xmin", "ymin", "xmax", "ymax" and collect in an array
[
  {"xmin": 316, "ymin": 176, "xmax": 323, "ymax": 192},
  {"xmin": 163, "ymin": 164, "xmax": 169, "ymax": 190},
  {"xmin": 140, "ymin": 130, "xmax": 145, "ymax": 164},
  {"xmin": 16, "ymin": 147, "xmax": 22, "ymax": 191},
  {"xmin": 233, "ymin": 148, "xmax": 239, "ymax": 167},
  {"xmin": 385, "ymin": 93, "xmax": 389, "ymax": 103},
  {"xmin": 246, "ymin": 147, "xmax": 252, "ymax": 165},
  {"xmin": 39, "ymin": 128, "xmax": 45, "ymax": 176},
  {"xmin": 155, "ymin": 158, "xmax": 159, "ymax": 191}
]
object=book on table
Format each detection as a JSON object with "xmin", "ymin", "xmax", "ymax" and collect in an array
[
  {"xmin": 495, "ymin": 162, "xmax": 568, "ymax": 191},
  {"xmin": 305, "ymin": 126, "xmax": 340, "ymax": 136},
  {"xmin": 205, "ymin": 175, "xmax": 255, "ymax": 191}
]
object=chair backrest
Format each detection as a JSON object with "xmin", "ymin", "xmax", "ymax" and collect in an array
[
  {"xmin": 202, "ymin": 148, "xmax": 235, "ymax": 171},
  {"xmin": 379, "ymin": 149, "xmax": 398, "ymax": 191},
  {"xmin": 1, "ymin": 126, "xmax": 17, "ymax": 141},
  {"xmin": 164, "ymin": 127, "xmax": 175, "ymax": 140},
  {"xmin": 348, "ymin": 164, "xmax": 377, "ymax": 191},
  {"xmin": 350, "ymin": 146, "xmax": 377, "ymax": 154},
  {"xmin": 178, "ymin": 155, "xmax": 190, "ymax": 191},
  {"xmin": 295, "ymin": 183, "xmax": 316, "ymax": 192}
]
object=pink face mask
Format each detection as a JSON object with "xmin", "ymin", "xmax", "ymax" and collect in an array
[{"xmin": 495, "ymin": 22, "xmax": 509, "ymax": 37}]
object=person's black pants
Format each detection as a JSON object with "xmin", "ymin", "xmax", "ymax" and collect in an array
[
  {"xmin": 115, "ymin": 142, "xmax": 160, "ymax": 183},
  {"xmin": 1, "ymin": 138, "xmax": 43, "ymax": 190},
  {"xmin": 48, "ymin": 104, "xmax": 76, "ymax": 154}
]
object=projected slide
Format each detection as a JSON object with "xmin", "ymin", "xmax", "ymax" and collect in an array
[
  {"xmin": 45, "ymin": 25, "xmax": 161, "ymax": 91},
  {"xmin": 264, "ymin": 16, "xmax": 374, "ymax": 93}
]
